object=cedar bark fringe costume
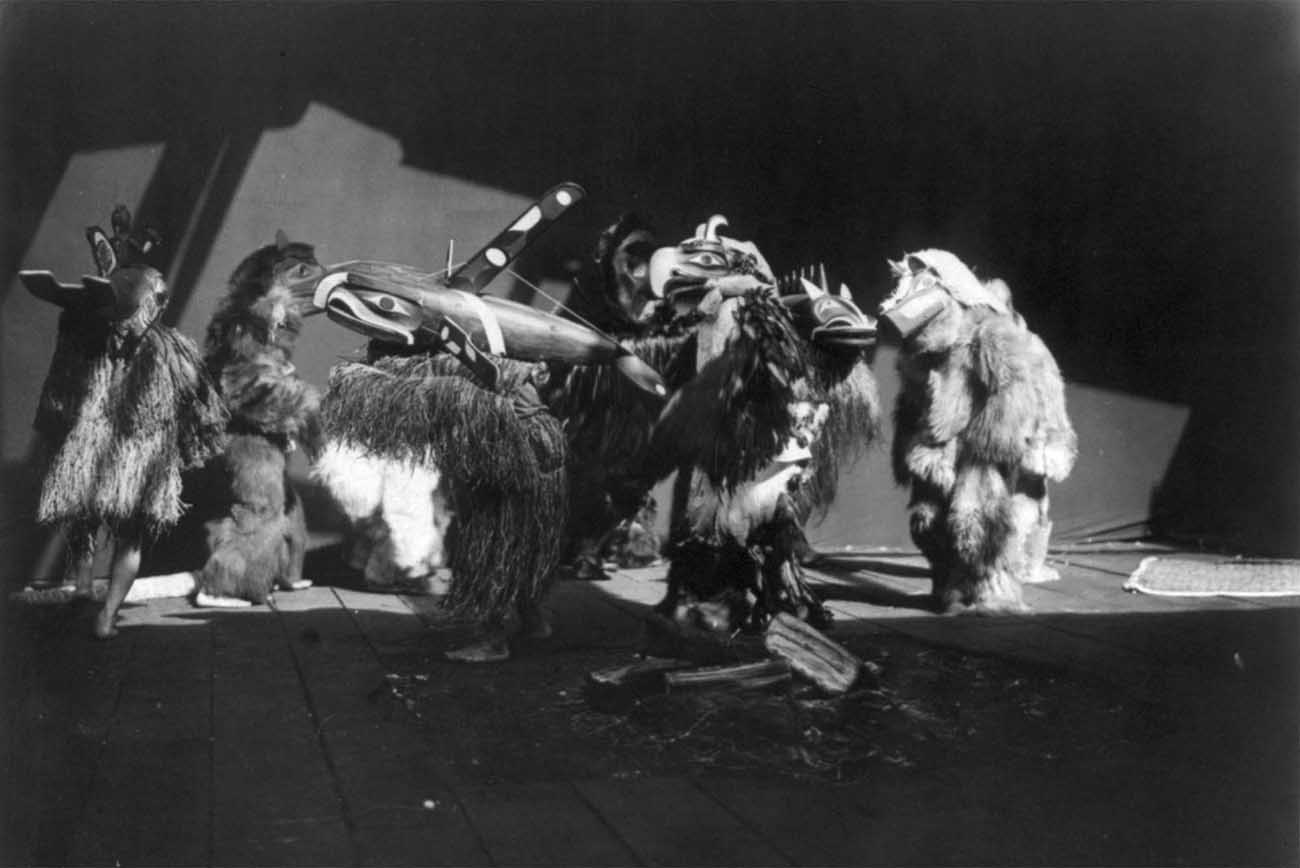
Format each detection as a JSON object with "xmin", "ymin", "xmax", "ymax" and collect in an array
[
  {"xmin": 22, "ymin": 207, "xmax": 227, "ymax": 637},
  {"xmin": 319, "ymin": 353, "xmax": 567, "ymax": 622},
  {"xmin": 190, "ymin": 232, "xmax": 325, "ymax": 607},
  {"xmin": 635, "ymin": 218, "xmax": 837, "ymax": 631},
  {"xmin": 881, "ymin": 250, "xmax": 1077, "ymax": 612},
  {"xmin": 305, "ymin": 183, "xmax": 664, "ymax": 662}
]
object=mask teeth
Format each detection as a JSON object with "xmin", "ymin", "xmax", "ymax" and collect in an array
[{"xmin": 781, "ymin": 263, "xmax": 832, "ymax": 296}]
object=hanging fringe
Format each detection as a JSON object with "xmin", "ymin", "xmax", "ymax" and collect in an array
[
  {"xmin": 801, "ymin": 352, "xmax": 883, "ymax": 519},
  {"xmin": 542, "ymin": 331, "xmax": 692, "ymax": 560},
  {"xmin": 548, "ymin": 332, "xmax": 693, "ymax": 475},
  {"xmin": 321, "ymin": 352, "xmax": 567, "ymax": 621},
  {"xmin": 713, "ymin": 291, "xmax": 811, "ymax": 489},
  {"xmin": 35, "ymin": 321, "xmax": 227, "ymax": 538},
  {"xmin": 322, "ymin": 355, "xmax": 564, "ymax": 488}
]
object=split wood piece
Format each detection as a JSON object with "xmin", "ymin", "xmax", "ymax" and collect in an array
[
  {"xmin": 664, "ymin": 659, "xmax": 792, "ymax": 693},
  {"xmin": 587, "ymin": 658, "xmax": 696, "ymax": 693},
  {"xmin": 763, "ymin": 612, "xmax": 863, "ymax": 694},
  {"xmin": 585, "ymin": 657, "xmax": 695, "ymax": 711}
]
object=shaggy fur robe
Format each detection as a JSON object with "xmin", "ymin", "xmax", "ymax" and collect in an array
[
  {"xmin": 542, "ymin": 213, "xmax": 692, "ymax": 577},
  {"xmin": 544, "ymin": 330, "xmax": 694, "ymax": 575},
  {"xmin": 644, "ymin": 289, "xmax": 834, "ymax": 630},
  {"xmin": 798, "ymin": 342, "xmax": 883, "ymax": 524},
  {"xmin": 191, "ymin": 237, "xmax": 323, "ymax": 604},
  {"xmin": 891, "ymin": 286, "xmax": 1076, "ymax": 612}
]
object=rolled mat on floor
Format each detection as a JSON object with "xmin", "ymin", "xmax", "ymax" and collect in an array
[{"xmin": 1124, "ymin": 556, "xmax": 1300, "ymax": 597}]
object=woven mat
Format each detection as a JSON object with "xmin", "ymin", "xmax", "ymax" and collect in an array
[{"xmin": 1124, "ymin": 556, "xmax": 1300, "ymax": 597}]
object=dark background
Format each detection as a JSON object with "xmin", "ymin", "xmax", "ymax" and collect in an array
[{"xmin": 2, "ymin": 1, "xmax": 1297, "ymax": 561}]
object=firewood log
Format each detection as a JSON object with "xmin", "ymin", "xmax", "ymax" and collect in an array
[
  {"xmin": 763, "ymin": 612, "xmax": 862, "ymax": 693},
  {"xmin": 664, "ymin": 659, "xmax": 791, "ymax": 692},
  {"xmin": 584, "ymin": 657, "xmax": 693, "ymax": 711}
]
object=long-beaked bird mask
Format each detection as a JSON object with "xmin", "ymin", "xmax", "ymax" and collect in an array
[
  {"xmin": 646, "ymin": 215, "xmax": 776, "ymax": 315},
  {"xmin": 312, "ymin": 261, "xmax": 668, "ymax": 398}
]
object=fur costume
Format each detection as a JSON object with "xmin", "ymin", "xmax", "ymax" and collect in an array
[
  {"xmin": 635, "ymin": 218, "xmax": 837, "ymax": 631},
  {"xmin": 881, "ymin": 250, "xmax": 1077, "ymax": 612},
  {"xmin": 777, "ymin": 270, "xmax": 883, "ymax": 524},
  {"xmin": 22, "ymin": 206, "xmax": 227, "ymax": 637},
  {"xmin": 189, "ymin": 232, "xmax": 325, "ymax": 607},
  {"xmin": 544, "ymin": 213, "xmax": 697, "ymax": 578}
]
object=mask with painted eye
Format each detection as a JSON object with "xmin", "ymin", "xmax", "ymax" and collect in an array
[
  {"xmin": 647, "ymin": 215, "xmax": 773, "ymax": 314},
  {"xmin": 781, "ymin": 277, "xmax": 877, "ymax": 351}
]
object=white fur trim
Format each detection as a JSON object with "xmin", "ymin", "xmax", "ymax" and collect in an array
[
  {"xmin": 908, "ymin": 249, "xmax": 1008, "ymax": 314},
  {"xmin": 312, "ymin": 442, "xmax": 388, "ymax": 520},
  {"xmin": 379, "ymin": 462, "xmax": 450, "ymax": 574}
]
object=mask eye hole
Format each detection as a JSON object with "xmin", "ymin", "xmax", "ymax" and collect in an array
[{"xmin": 687, "ymin": 251, "xmax": 726, "ymax": 269}]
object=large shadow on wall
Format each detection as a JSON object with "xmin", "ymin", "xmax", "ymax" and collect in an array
[
  {"xmin": 0, "ymin": 2, "xmax": 313, "ymax": 574},
  {"xmin": 3, "ymin": 2, "xmax": 1298, "ymax": 555},
  {"xmin": 308, "ymin": 3, "xmax": 1300, "ymax": 553}
]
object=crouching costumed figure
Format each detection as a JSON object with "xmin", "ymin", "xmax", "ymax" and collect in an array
[
  {"xmin": 880, "ymin": 250, "xmax": 1076, "ymax": 613},
  {"xmin": 20, "ymin": 207, "xmax": 228, "ymax": 637},
  {"xmin": 310, "ymin": 184, "xmax": 667, "ymax": 661}
]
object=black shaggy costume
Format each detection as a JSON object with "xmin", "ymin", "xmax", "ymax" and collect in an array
[
  {"xmin": 801, "ymin": 348, "xmax": 881, "ymax": 519},
  {"xmin": 541, "ymin": 214, "xmax": 695, "ymax": 577},
  {"xmin": 644, "ymin": 287, "xmax": 834, "ymax": 630}
]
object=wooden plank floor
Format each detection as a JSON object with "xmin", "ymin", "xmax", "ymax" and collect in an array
[{"xmin": 2, "ymin": 551, "xmax": 1297, "ymax": 866}]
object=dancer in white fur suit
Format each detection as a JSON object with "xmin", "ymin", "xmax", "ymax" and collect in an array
[{"xmin": 880, "ymin": 250, "xmax": 1077, "ymax": 613}]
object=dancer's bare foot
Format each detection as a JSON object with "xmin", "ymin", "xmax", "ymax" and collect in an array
[
  {"xmin": 97, "ymin": 534, "xmax": 141, "ymax": 640},
  {"xmin": 277, "ymin": 579, "xmax": 313, "ymax": 591},
  {"xmin": 93, "ymin": 608, "xmax": 119, "ymax": 639},
  {"xmin": 445, "ymin": 636, "xmax": 511, "ymax": 663},
  {"xmin": 1022, "ymin": 564, "xmax": 1061, "ymax": 584}
]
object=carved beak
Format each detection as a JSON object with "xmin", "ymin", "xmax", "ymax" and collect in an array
[
  {"xmin": 810, "ymin": 314, "xmax": 878, "ymax": 348},
  {"xmin": 314, "ymin": 273, "xmax": 425, "ymax": 345}
]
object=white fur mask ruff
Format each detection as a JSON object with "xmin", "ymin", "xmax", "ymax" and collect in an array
[{"xmin": 883, "ymin": 249, "xmax": 1009, "ymax": 316}]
